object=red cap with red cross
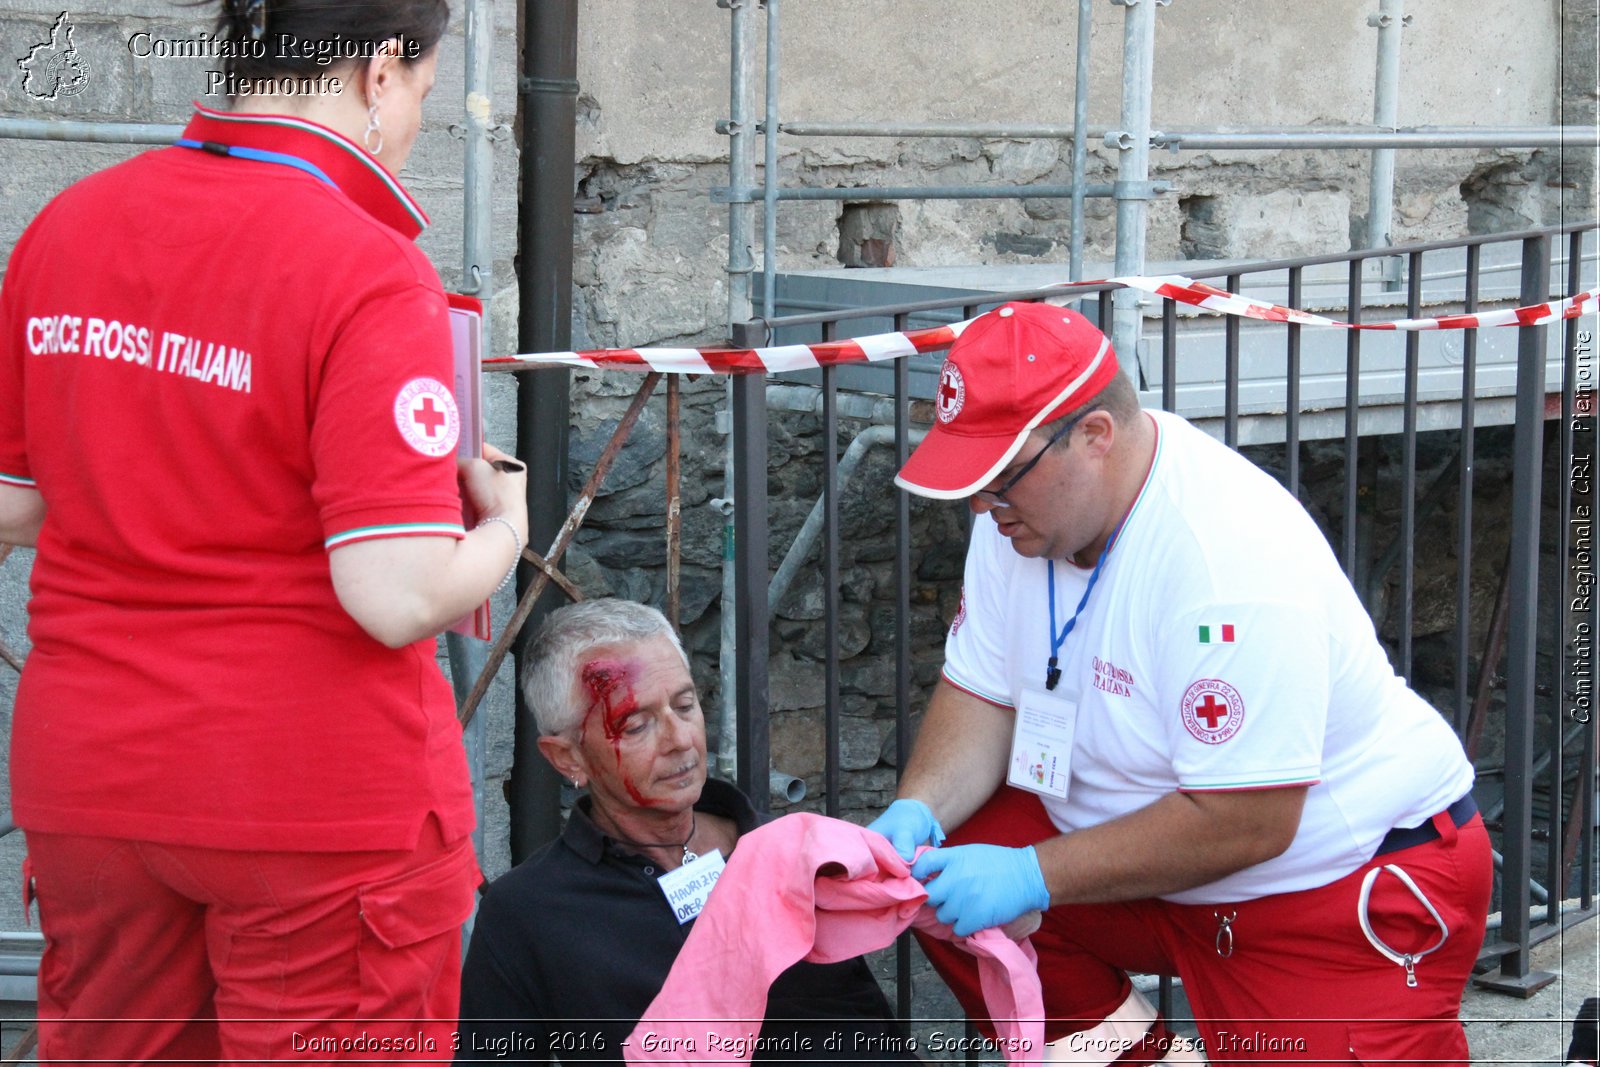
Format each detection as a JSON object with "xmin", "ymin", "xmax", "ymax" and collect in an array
[{"xmin": 894, "ymin": 301, "xmax": 1120, "ymax": 499}]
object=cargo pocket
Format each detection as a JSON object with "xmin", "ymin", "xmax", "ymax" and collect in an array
[
  {"xmin": 1356, "ymin": 864, "xmax": 1449, "ymax": 988},
  {"xmin": 356, "ymin": 837, "xmax": 479, "ymax": 1021}
]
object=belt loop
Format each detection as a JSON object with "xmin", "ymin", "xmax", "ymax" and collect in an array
[{"xmin": 1430, "ymin": 809, "xmax": 1459, "ymax": 848}]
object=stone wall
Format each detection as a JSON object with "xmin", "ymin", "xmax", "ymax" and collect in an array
[{"xmin": 569, "ymin": 0, "xmax": 1588, "ymax": 351}]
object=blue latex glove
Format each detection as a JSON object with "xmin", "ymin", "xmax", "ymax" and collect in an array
[
  {"xmin": 911, "ymin": 843, "xmax": 1051, "ymax": 937},
  {"xmin": 866, "ymin": 798, "xmax": 946, "ymax": 862}
]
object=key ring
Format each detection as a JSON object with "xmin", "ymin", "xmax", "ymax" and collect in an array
[{"xmin": 1213, "ymin": 910, "xmax": 1237, "ymax": 958}]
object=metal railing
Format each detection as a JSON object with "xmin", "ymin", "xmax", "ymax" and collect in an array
[{"xmin": 727, "ymin": 220, "xmax": 1598, "ymax": 1012}]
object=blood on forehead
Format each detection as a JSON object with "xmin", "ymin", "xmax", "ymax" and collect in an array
[
  {"xmin": 578, "ymin": 656, "xmax": 657, "ymax": 807},
  {"xmin": 580, "ymin": 657, "xmax": 641, "ymax": 742}
]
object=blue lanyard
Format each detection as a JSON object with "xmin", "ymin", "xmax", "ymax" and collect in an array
[
  {"xmin": 1044, "ymin": 517, "xmax": 1125, "ymax": 691},
  {"xmin": 174, "ymin": 139, "xmax": 336, "ymax": 188}
]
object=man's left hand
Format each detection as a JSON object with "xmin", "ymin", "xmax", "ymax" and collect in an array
[{"xmin": 911, "ymin": 844, "xmax": 1051, "ymax": 937}]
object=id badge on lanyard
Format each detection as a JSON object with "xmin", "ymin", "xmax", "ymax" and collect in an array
[
  {"xmin": 658, "ymin": 849, "xmax": 726, "ymax": 925},
  {"xmin": 1007, "ymin": 684, "xmax": 1079, "ymax": 801},
  {"xmin": 1016, "ymin": 532, "xmax": 1121, "ymax": 804}
]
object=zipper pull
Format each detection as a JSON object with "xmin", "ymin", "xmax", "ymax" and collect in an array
[{"xmin": 1403, "ymin": 954, "xmax": 1418, "ymax": 988}]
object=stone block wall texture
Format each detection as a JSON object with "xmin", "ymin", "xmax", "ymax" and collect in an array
[
  {"xmin": 0, "ymin": 0, "xmax": 1593, "ymax": 1029},
  {"xmin": 569, "ymin": 0, "xmax": 1590, "ymax": 350}
]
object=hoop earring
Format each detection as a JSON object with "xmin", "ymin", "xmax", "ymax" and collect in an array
[{"xmin": 363, "ymin": 102, "xmax": 383, "ymax": 155}]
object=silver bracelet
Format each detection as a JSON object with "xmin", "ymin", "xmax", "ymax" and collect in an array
[{"xmin": 476, "ymin": 515, "xmax": 523, "ymax": 592}]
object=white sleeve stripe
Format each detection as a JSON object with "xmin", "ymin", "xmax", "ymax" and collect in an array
[
  {"xmin": 941, "ymin": 669, "xmax": 1013, "ymax": 710},
  {"xmin": 1178, "ymin": 770, "xmax": 1321, "ymax": 791}
]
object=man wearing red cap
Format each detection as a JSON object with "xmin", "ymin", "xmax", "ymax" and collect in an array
[{"xmin": 868, "ymin": 301, "xmax": 1490, "ymax": 1064}]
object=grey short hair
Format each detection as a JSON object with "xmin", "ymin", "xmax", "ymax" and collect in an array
[
  {"xmin": 521, "ymin": 599, "xmax": 690, "ymax": 737},
  {"xmin": 1033, "ymin": 370, "xmax": 1140, "ymax": 442}
]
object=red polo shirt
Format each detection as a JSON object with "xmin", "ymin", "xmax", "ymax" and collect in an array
[{"xmin": 0, "ymin": 107, "xmax": 474, "ymax": 851}]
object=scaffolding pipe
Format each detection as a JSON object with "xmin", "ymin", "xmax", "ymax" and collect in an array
[
  {"xmin": 1367, "ymin": 0, "xmax": 1405, "ymax": 289},
  {"xmin": 1491, "ymin": 849, "xmax": 1550, "ymax": 906},
  {"xmin": 767, "ymin": 425, "xmax": 928, "ymax": 617},
  {"xmin": 1109, "ymin": 0, "xmax": 1160, "ymax": 371},
  {"xmin": 721, "ymin": 182, "xmax": 1129, "ymax": 202},
  {"xmin": 0, "ymin": 118, "xmax": 181, "ymax": 144},
  {"xmin": 765, "ymin": 120, "xmax": 1593, "ymax": 149},
  {"xmin": 461, "ymin": 0, "xmax": 495, "ymax": 306},
  {"xmin": 770, "ymin": 121, "xmax": 1107, "ymax": 139},
  {"xmin": 1068, "ymin": 0, "xmax": 1093, "ymax": 282},
  {"xmin": 6, "ymin": 119, "xmax": 1574, "ymax": 156},
  {"xmin": 765, "ymin": 383, "xmax": 914, "ymax": 424},
  {"xmin": 754, "ymin": 7, "xmax": 794, "ymax": 815},
  {"xmin": 1156, "ymin": 129, "xmax": 1595, "ymax": 150},
  {"xmin": 762, "ymin": 0, "xmax": 781, "ymax": 318},
  {"xmin": 445, "ymin": 0, "xmax": 497, "ymax": 874},
  {"xmin": 725, "ymin": 0, "xmax": 758, "ymax": 322}
]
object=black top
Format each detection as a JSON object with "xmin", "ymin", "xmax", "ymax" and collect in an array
[{"xmin": 456, "ymin": 779, "xmax": 917, "ymax": 1064}]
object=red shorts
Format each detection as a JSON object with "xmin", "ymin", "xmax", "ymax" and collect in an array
[
  {"xmin": 23, "ymin": 816, "xmax": 480, "ymax": 1064},
  {"xmin": 916, "ymin": 787, "xmax": 1492, "ymax": 1066}
]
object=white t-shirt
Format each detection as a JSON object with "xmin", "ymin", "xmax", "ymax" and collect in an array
[{"xmin": 944, "ymin": 409, "xmax": 1474, "ymax": 903}]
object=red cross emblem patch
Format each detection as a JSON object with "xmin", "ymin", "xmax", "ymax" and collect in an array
[
  {"xmin": 393, "ymin": 377, "xmax": 461, "ymax": 457},
  {"xmin": 935, "ymin": 361, "xmax": 965, "ymax": 424},
  {"xmin": 1180, "ymin": 678, "xmax": 1244, "ymax": 744}
]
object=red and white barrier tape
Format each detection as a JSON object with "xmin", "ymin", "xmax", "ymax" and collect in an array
[
  {"xmin": 1131, "ymin": 275, "xmax": 1597, "ymax": 331},
  {"xmin": 482, "ymin": 275, "xmax": 1599, "ymax": 375}
]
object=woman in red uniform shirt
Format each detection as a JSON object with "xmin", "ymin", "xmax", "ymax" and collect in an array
[{"xmin": 0, "ymin": 0, "xmax": 523, "ymax": 1060}]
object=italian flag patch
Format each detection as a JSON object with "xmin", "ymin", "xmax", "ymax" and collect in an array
[{"xmin": 1198, "ymin": 624, "xmax": 1236, "ymax": 644}]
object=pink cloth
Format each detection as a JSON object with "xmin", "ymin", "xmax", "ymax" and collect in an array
[{"xmin": 627, "ymin": 813, "xmax": 1044, "ymax": 1065}]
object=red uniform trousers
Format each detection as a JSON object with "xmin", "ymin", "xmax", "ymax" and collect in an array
[
  {"xmin": 22, "ymin": 816, "xmax": 479, "ymax": 1066},
  {"xmin": 916, "ymin": 787, "xmax": 1492, "ymax": 1067}
]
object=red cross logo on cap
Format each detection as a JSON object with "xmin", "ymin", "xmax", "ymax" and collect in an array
[
  {"xmin": 936, "ymin": 362, "xmax": 966, "ymax": 424},
  {"xmin": 1180, "ymin": 678, "xmax": 1244, "ymax": 744}
]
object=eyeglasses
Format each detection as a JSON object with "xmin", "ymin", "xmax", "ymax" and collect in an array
[{"xmin": 972, "ymin": 405, "xmax": 1100, "ymax": 509}]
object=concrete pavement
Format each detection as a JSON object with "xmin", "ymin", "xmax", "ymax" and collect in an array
[{"xmin": 1464, "ymin": 910, "xmax": 1598, "ymax": 1066}]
